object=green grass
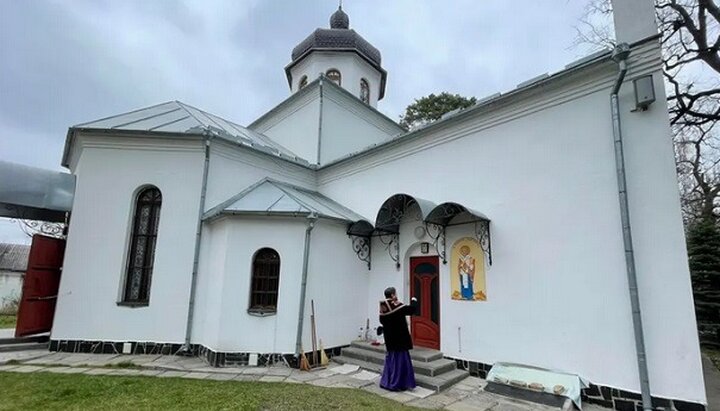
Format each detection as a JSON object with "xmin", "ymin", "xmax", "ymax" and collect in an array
[
  {"xmin": 0, "ymin": 372, "xmax": 421, "ymax": 410},
  {"xmin": 0, "ymin": 314, "xmax": 16, "ymax": 329}
]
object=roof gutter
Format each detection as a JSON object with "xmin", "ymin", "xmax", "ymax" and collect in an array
[
  {"xmin": 295, "ymin": 212, "xmax": 318, "ymax": 358},
  {"xmin": 609, "ymin": 43, "xmax": 652, "ymax": 411},
  {"xmin": 183, "ymin": 133, "xmax": 213, "ymax": 351}
]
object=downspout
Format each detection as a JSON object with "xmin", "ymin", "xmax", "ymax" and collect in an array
[
  {"xmin": 183, "ymin": 134, "xmax": 212, "ymax": 351},
  {"xmin": 610, "ymin": 43, "xmax": 652, "ymax": 411},
  {"xmin": 294, "ymin": 212, "xmax": 318, "ymax": 357},
  {"xmin": 317, "ymin": 76, "xmax": 324, "ymax": 165}
]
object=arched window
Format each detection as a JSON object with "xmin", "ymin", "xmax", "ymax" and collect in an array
[
  {"xmin": 122, "ymin": 186, "xmax": 162, "ymax": 305},
  {"xmin": 360, "ymin": 78, "xmax": 370, "ymax": 104},
  {"xmin": 249, "ymin": 248, "xmax": 281, "ymax": 314},
  {"xmin": 326, "ymin": 69, "xmax": 341, "ymax": 86},
  {"xmin": 298, "ymin": 75, "xmax": 308, "ymax": 90}
]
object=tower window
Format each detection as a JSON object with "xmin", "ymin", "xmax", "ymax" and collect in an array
[
  {"xmin": 298, "ymin": 75, "xmax": 308, "ymax": 90},
  {"xmin": 326, "ymin": 69, "xmax": 341, "ymax": 86},
  {"xmin": 360, "ymin": 78, "xmax": 370, "ymax": 104}
]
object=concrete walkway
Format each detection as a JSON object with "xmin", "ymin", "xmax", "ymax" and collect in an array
[
  {"xmin": 704, "ymin": 355, "xmax": 720, "ymax": 411},
  {"xmin": 0, "ymin": 350, "xmax": 588, "ymax": 410}
]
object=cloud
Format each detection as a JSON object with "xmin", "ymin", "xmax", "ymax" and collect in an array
[{"xmin": 0, "ymin": 0, "xmax": 594, "ymax": 242}]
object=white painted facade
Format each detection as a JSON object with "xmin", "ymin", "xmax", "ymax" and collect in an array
[
  {"xmin": 50, "ymin": 2, "xmax": 706, "ymax": 406},
  {"xmin": 0, "ymin": 271, "xmax": 22, "ymax": 311}
]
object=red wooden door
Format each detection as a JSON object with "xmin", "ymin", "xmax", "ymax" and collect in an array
[
  {"xmin": 410, "ymin": 256, "xmax": 440, "ymax": 349},
  {"xmin": 15, "ymin": 234, "xmax": 65, "ymax": 337}
]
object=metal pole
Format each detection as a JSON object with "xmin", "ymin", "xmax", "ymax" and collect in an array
[
  {"xmin": 610, "ymin": 43, "xmax": 652, "ymax": 411},
  {"xmin": 295, "ymin": 213, "xmax": 318, "ymax": 357},
  {"xmin": 183, "ymin": 135, "xmax": 212, "ymax": 351}
]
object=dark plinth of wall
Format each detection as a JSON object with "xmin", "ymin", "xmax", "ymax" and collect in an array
[{"xmin": 50, "ymin": 339, "xmax": 347, "ymax": 370}]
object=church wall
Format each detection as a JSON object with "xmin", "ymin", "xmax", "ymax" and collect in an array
[
  {"xmin": 210, "ymin": 217, "xmax": 307, "ymax": 354},
  {"xmin": 251, "ymin": 90, "xmax": 322, "ymax": 164},
  {"xmin": 316, "ymin": 42, "xmax": 704, "ymax": 403},
  {"xmin": 319, "ymin": 85, "xmax": 401, "ymax": 164},
  {"xmin": 301, "ymin": 219, "xmax": 369, "ymax": 350},
  {"xmin": 189, "ymin": 221, "xmax": 229, "ymax": 350},
  {"xmin": 53, "ymin": 136, "xmax": 205, "ymax": 343},
  {"xmin": 204, "ymin": 140, "xmax": 316, "ymax": 212}
]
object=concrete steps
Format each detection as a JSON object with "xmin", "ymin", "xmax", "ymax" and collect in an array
[
  {"xmin": 0, "ymin": 333, "xmax": 49, "ymax": 353},
  {"xmin": 334, "ymin": 340, "xmax": 468, "ymax": 392}
]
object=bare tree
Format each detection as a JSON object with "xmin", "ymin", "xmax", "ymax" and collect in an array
[{"xmin": 576, "ymin": 0, "xmax": 720, "ymax": 222}]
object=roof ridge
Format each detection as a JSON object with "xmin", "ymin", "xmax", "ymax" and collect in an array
[
  {"xmin": 265, "ymin": 178, "xmax": 365, "ymax": 220},
  {"xmin": 174, "ymin": 101, "xmax": 214, "ymax": 130},
  {"xmin": 202, "ymin": 177, "xmax": 271, "ymax": 220},
  {"xmin": 74, "ymin": 101, "xmax": 180, "ymax": 128},
  {"xmin": 265, "ymin": 180, "xmax": 317, "ymax": 213}
]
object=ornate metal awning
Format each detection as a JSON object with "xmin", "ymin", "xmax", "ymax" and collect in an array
[
  {"xmin": 424, "ymin": 202, "xmax": 492, "ymax": 265},
  {"xmin": 374, "ymin": 194, "xmax": 437, "ymax": 234},
  {"xmin": 347, "ymin": 195, "xmax": 492, "ymax": 270}
]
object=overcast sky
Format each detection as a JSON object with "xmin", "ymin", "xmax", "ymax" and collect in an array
[{"xmin": 0, "ymin": 0, "xmax": 601, "ymax": 243}]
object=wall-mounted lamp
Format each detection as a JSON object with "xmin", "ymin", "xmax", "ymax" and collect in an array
[{"xmin": 633, "ymin": 75, "xmax": 655, "ymax": 111}]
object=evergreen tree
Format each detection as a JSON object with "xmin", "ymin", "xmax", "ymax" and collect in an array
[{"xmin": 687, "ymin": 216, "xmax": 720, "ymax": 348}]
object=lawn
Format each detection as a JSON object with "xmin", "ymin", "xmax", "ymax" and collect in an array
[
  {"xmin": 0, "ymin": 314, "xmax": 16, "ymax": 329},
  {"xmin": 0, "ymin": 372, "xmax": 421, "ymax": 411}
]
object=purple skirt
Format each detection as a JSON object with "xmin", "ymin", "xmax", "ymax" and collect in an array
[{"xmin": 380, "ymin": 351, "xmax": 416, "ymax": 391}]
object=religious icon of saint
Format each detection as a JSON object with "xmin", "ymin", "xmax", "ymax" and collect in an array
[{"xmin": 458, "ymin": 245, "xmax": 475, "ymax": 300}]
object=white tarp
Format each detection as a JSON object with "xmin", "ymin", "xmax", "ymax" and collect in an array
[
  {"xmin": 486, "ymin": 362, "xmax": 590, "ymax": 409},
  {"xmin": 0, "ymin": 160, "xmax": 75, "ymax": 222}
]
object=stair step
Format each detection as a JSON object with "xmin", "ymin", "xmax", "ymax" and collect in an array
[
  {"xmin": 333, "ymin": 355, "xmax": 469, "ymax": 392},
  {"xmin": 341, "ymin": 346, "xmax": 456, "ymax": 377},
  {"xmin": 0, "ymin": 342, "xmax": 49, "ymax": 353},
  {"xmin": 350, "ymin": 340, "xmax": 443, "ymax": 362},
  {"xmin": 0, "ymin": 334, "xmax": 49, "ymax": 345}
]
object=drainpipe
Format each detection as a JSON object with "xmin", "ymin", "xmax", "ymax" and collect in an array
[
  {"xmin": 294, "ymin": 212, "xmax": 318, "ymax": 357},
  {"xmin": 183, "ymin": 134, "xmax": 212, "ymax": 351},
  {"xmin": 610, "ymin": 43, "xmax": 652, "ymax": 411}
]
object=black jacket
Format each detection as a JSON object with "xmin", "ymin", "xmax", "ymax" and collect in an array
[{"xmin": 379, "ymin": 298, "xmax": 418, "ymax": 352}]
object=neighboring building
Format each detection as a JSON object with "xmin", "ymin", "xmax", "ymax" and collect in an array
[
  {"xmin": 0, "ymin": 243, "xmax": 29, "ymax": 312},
  {"xmin": 48, "ymin": 2, "xmax": 706, "ymax": 409}
]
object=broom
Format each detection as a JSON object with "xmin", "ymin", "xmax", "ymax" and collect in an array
[
  {"xmin": 299, "ymin": 346, "xmax": 311, "ymax": 371},
  {"xmin": 311, "ymin": 300, "xmax": 318, "ymax": 367},
  {"xmin": 319, "ymin": 339, "xmax": 330, "ymax": 366}
]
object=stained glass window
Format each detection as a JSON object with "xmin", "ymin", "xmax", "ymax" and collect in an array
[
  {"xmin": 123, "ymin": 186, "xmax": 161, "ymax": 305},
  {"xmin": 326, "ymin": 69, "xmax": 341, "ymax": 86},
  {"xmin": 360, "ymin": 78, "xmax": 370, "ymax": 104},
  {"xmin": 249, "ymin": 248, "xmax": 281, "ymax": 313}
]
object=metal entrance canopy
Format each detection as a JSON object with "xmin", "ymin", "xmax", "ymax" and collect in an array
[
  {"xmin": 0, "ymin": 161, "xmax": 75, "ymax": 223},
  {"xmin": 347, "ymin": 194, "xmax": 491, "ymax": 270}
]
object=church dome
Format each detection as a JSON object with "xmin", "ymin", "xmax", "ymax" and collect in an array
[
  {"xmin": 290, "ymin": 7, "xmax": 381, "ymax": 68},
  {"xmin": 330, "ymin": 6, "xmax": 349, "ymax": 29}
]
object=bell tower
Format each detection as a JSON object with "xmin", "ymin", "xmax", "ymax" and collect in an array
[{"xmin": 284, "ymin": 4, "xmax": 387, "ymax": 108}]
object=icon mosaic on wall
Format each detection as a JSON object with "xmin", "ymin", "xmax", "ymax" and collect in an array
[{"xmin": 450, "ymin": 237, "xmax": 486, "ymax": 301}]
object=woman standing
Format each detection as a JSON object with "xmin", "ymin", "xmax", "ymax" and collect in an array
[{"xmin": 378, "ymin": 287, "xmax": 418, "ymax": 391}]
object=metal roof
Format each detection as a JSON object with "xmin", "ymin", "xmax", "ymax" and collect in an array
[
  {"xmin": 0, "ymin": 161, "xmax": 75, "ymax": 223},
  {"xmin": 203, "ymin": 178, "xmax": 366, "ymax": 222},
  {"xmin": 72, "ymin": 101, "xmax": 304, "ymax": 161},
  {"xmin": 0, "ymin": 243, "xmax": 30, "ymax": 272}
]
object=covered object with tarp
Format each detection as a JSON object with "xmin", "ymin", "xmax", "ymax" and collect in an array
[{"xmin": 0, "ymin": 161, "xmax": 75, "ymax": 222}]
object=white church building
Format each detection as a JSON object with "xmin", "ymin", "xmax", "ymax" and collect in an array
[{"xmin": 47, "ymin": 1, "xmax": 706, "ymax": 409}]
